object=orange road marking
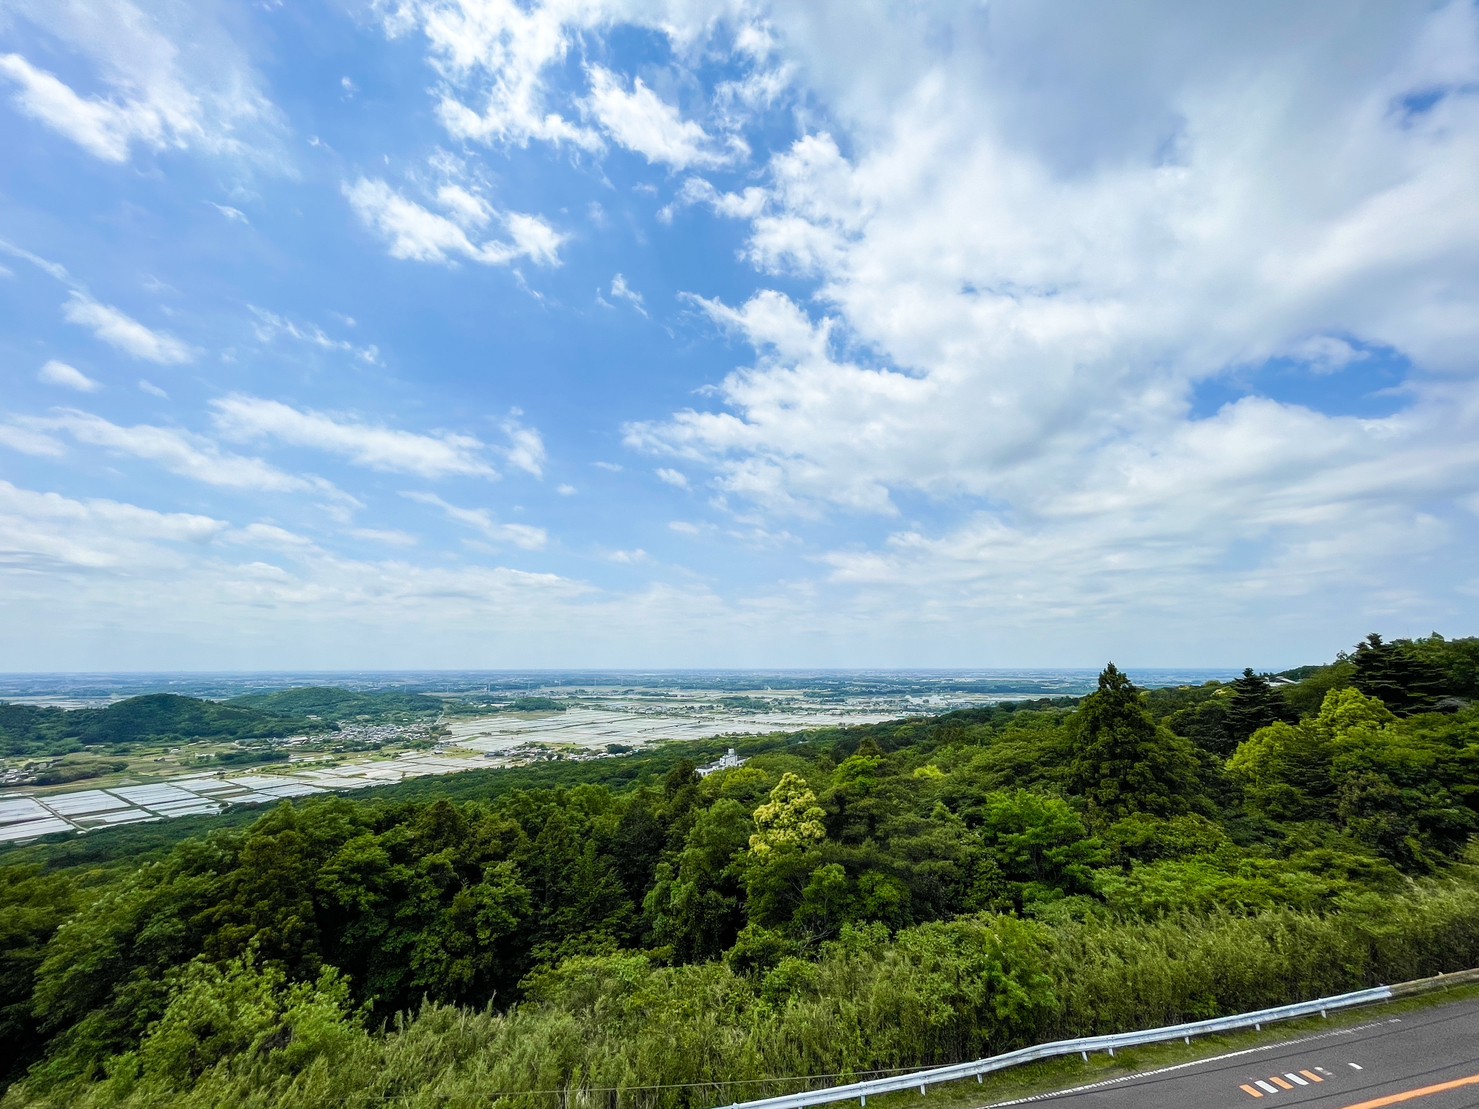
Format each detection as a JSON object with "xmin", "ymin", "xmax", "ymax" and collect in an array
[
  {"xmin": 1271, "ymin": 1077, "xmax": 1294, "ymax": 1090},
  {"xmin": 1301, "ymin": 1071, "xmax": 1324, "ymax": 1083},
  {"xmin": 1241, "ymin": 1085, "xmax": 1264, "ymax": 1098},
  {"xmin": 1335, "ymin": 1072, "xmax": 1479, "ymax": 1109}
]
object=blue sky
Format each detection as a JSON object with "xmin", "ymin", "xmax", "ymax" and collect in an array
[{"xmin": 1, "ymin": 0, "xmax": 1478, "ymax": 671}]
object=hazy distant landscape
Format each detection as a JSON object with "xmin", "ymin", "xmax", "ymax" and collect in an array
[{"xmin": 0, "ymin": 668, "xmax": 1238, "ymax": 844}]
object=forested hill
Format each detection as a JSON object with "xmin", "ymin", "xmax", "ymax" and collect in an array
[
  {"xmin": 0, "ymin": 694, "xmax": 333, "ymax": 759},
  {"xmin": 225, "ymin": 687, "xmax": 444, "ymax": 720},
  {"xmin": 2, "ymin": 633, "xmax": 1478, "ymax": 1109}
]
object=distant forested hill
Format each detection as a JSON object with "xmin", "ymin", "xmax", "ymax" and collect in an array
[
  {"xmin": 0, "ymin": 693, "xmax": 329, "ymax": 759},
  {"xmin": 2, "ymin": 633, "xmax": 1478, "ymax": 1109},
  {"xmin": 226, "ymin": 687, "xmax": 444, "ymax": 720}
]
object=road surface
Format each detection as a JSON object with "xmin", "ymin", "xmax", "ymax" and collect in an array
[{"xmin": 989, "ymin": 996, "xmax": 1479, "ymax": 1109}]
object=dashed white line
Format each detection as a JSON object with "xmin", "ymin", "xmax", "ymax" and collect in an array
[{"xmin": 973, "ymin": 1019, "xmax": 1401, "ymax": 1109}]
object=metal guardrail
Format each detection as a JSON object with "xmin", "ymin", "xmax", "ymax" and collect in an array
[{"xmin": 715, "ymin": 985, "xmax": 1399, "ymax": 1109}]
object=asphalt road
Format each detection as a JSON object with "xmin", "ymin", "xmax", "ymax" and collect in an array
[{"xmin": 989, "ymin": 996, "xmax": 1479, "ymax": 1109}]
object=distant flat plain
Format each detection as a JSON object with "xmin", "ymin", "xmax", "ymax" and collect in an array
[{"xmin": 0, "ymin": 669, "xmax": 1237, "ymax": 842}]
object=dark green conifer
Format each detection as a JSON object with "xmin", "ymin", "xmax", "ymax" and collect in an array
[{"xmin": 1066, "ymin": 663, "xmax": 1202, "ymax": 823}]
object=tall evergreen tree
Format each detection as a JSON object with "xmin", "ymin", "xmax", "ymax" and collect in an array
[
  {"xmin": 1224, "ymin": 668, "xmax": 1292, "ymax": 745},
  {"xmin": 1352, "ymin": 633, "xmax": 1447, "ymax": 716},
  {"xmin": 1066, "ymin": 663, "xmax": 1202, "ymax": 823}
]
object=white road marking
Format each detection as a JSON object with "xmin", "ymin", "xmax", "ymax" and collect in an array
[{"xmin": 974, "ymin": 1020, "xmax": 1401, "ymax": 1109}]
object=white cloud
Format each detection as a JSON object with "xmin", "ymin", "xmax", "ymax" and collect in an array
[
  {"xmin": 0, "ymin": 236, "xmax": 69, "ymax": 281},
  {"xmin": 389, "ymin": 0, "xmax": 603, "ymax": 151},
  {"xmin": 0, "ymin": 53, "xmax": 142, "ymax": 162},
  {"xmin": 655, "ymin": 467, "xmax": 690, "ymax": 489},
  {"xmin": 37, "ymin": 359, "xmax": 100, "ymax": 392},
  {"xmin": 501, "ymin": 414, "xmax": 546, "ymax": 477},
  {"xmin": 233, "ymin": 522, "xmax": 319, "ymax": 552},
  {"xmin": 584, "ymin": 65, "xmax": 725, "ymax": 169},
  {"xmin": 1283, "ymin": 335, "xmax": 1371, "ymax": 374},
  {"xmin": 609, "ymin": 273, "xmax": 647, "ymax": 316},
  {"xmin": 605, "ymin": 548, "xmax": 648, "ymax": 564},
  {"xmin": 349, "ymin": 527, "xmax": 418, "ymax": 547},
  {"xmin": 62, "ymin": 292, "xmax": 193, "ymax": 364},
  {"xmin": 632, "ymin": 2, "xmax": 1479, "ymax": 531},
  {"xmin": 344, "ymin": 177, "xmax": 565, "ymax": 267},
  {"xmin": 377, "ymin": 1, "xmax": 776, "ymax": 168},
  {"xmin": 663, "ymin": 175, "xmax": 767, "ymax": 223},
  {"xmin": 0, "ymin": 479, "xmax": 226, "ymax": 574},
  {"xmin": 209, "ymin": 202, "xmax": 249, "ymax": 223},
  {"xmin": 0, "ymin": 0, "xmax": 283, "ymax": 166},
  {"xmin": 30, "ymin": 409, "xmax": 326, "ymax": 493},
  {"xmin": 251, "ymin": 307, "xmax": 380, "ymax": 364},
  {"xmin": 556, "ymin": 483, "xmax": 577, "ymax": 495},
  {"xmin": 593, "ymin": 460, "xmax": 623, "ymax": 472},
  {"xmin": 211, "ymin": 394, "xmax": 498, "ymax": 479},
  {"xmin": 403, "ymin": 491, "xmax": 547, "ymax": 550},
  {"xmin": 138, "ymin": 379, "xmax": 168, "ymax": 398},
  {"xmin": 0, "ymin": 425, "xmax": 65, "ymax": 457}
]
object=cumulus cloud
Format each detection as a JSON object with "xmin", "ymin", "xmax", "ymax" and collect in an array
[
  {"xmin": 62, "ymin": 292, "xmax": 193, "ymax": 364},
  {"xmin": 375, "ymin": 0, "xmax": 775, "ymax": 167},
  {"xmin": 37, "ymin": 360, "xmax": 100, "ymax": 392},
  {"xmin": 211, "ymin": 394, "xmax": 498, "ymax": 479},
  {"xmin": 634, "ymin": 3, "xmax": 1479, "ymax": 528},
  {"xmin": 402, "ymin": 491, "xmax": 548, "ymax": 550},
  {"xmin": 344, "ymin": 177, "xmax": 565, "ymax": 267},
  {"xmin": 655, "ymin": 467, "xmax": 690, "ymax": 489},
  {"xmin": 584, "ymin": 66, "xmax": 725, "ymax": 169}
]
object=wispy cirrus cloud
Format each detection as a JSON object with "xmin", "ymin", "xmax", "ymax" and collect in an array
[
  {"xmin": 0, "ymin": 0, "xmax": 285, "ymax": 166},
  {"xmin": 62, "ymin": 292, "xmax": 193, "ymax": 364},
  {"xmin": 19, "ymin": 409, "xmax": 328, "ymax": 494},
  {"xmin": 251, "ymin": 307, "xmax": 380, "ymax": 365},
  {"xmin": 211, "ymin": 394, "xmax": 499, "ymax": 479},
  {"xmin": 403, "ymin": 491, "xmax": 548, "ymax": 550}
]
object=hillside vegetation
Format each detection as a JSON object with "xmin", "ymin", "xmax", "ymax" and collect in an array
[
  {"xmin": 225, "ymin": 688, "xmax": 445, "ymax": 720},
  {"xmin": 0, "ymin": 694, "xmax": 332, "ymax": 759},
  {"xmin": 2, "ymin": 633, "xmax": 1477, "ymax": 1109}
]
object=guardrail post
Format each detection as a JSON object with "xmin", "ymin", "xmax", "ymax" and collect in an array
[
  {"xmin": 1254, "ymin": 1023, "xmax": 1261, "ymax": 1031},
  {"xmin": 1107, "ymin": 1048, "xmax": 1115, "ymax": 1058},
  {"xmin": 1081, "ymin": 1051, "xmax": 1088, "ymax": 1061},
  {"xmin": 1183, "ymin": 1035, "xmax": 1190, "ymax": 1045},
  {"xmin": 976, "ymin": 1075, "xmax": 983, "ymax": 1085}
]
